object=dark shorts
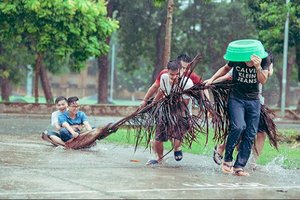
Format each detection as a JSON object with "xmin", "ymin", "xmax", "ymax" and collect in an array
[
  {"xmin": 154, "ymin": 117, "xmax": 189, "ymax": 142},
  {"xmin": 47, "ymin": 131, "xmax": 61, "ymax": 138}
]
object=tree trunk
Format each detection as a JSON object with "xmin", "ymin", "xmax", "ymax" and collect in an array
[
  {"xmin": 0, "ymin": 64, "xmax": 9, "ymax": 102},
  {"xmin": 34, "ymin": 53, "xmax": 43, "ymax": 103},
  {"xmin": 296, "ymin": 43, "xmax": 300, "ymax": 82},
  {"xmin": 40, "ymin": 64, "xmax": 53, "ymax": 103},
  {"xmin": 97, "ymin": 53, "xmax": 109, "ymax": 104},
  {"xmin": 97, "ymin": 0, "xmax": 120, "ymax": 104},
  {"xmin": 151, "ymin": 23, "xmax": 165, "ymax": 84},
  {"xmin": 163, "ymin": 0, "xmax": 175, "ymax": 69},
  {"xmin": 0, "ymin": 42, "xmax": 9, "ymax": 101}
]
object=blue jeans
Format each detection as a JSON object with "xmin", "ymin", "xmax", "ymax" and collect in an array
[
  {"xmin": 59, "ymin": 128, "xmax": 79, "ymax": 142},
  {"xmin": 47, "ymin": 131, "xmax": 60, "ymax": 138},
  {"xmin": 60, "ymin": 127, "xmax": 96, "ymax": 142},
  {"xmin": 224, "ymin": 98, "xmax": 260, "ymax": 168}
]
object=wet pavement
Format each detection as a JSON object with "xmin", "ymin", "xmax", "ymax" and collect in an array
[{"xmin": 0, "ymin": 115, "xmax": 300, "ymax": 199}]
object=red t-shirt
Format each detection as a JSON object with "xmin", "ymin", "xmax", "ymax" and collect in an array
[{"xmin": 155, "ymin": 69, "xmax": 202, "ymax": 85}]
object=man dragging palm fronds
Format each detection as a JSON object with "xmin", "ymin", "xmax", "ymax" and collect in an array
[{"xmin": 64, "ymin": 55, "xmax": 234, "ymax": 159}]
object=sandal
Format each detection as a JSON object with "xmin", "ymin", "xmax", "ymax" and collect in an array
[
  {"xmin": 146, "ymin": 159, "xmax": 160, "ymax": 166},
  {"xmin": 213, "ymin": 145, "xmax": 223, "ymax": 165},
  {"xmin": 233, "ymin": 168, "xmax": 250, "ymax": 177},
  {"xmin": 174, "ymin": 150, "xmax": 183, "ymax": 161},
  {"xmin": 222, "ymin": 161, "xmax": 233, "ymax": 173}
]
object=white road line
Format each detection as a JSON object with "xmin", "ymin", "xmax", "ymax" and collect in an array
[
  {"xmin": 0, "ymin": 142, "xmax": 44, "ymax": 148},
  {"xmin": 0, "ymin": 191, "xmax": 97, "ymax": 196},
  {"xmin": 107, "ymin": 185, "xmax": 300, "ymax": 193}
]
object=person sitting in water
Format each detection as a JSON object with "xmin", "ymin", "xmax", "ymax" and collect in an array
[
  {"xmin": 42, "ymin": 96, "xmax": 68, "ymax": 147},
  {"xmin": 58, "ymin": 96, "xmax": 93, "ymax": 143}
]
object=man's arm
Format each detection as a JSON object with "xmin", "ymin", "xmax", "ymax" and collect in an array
[
  {"xmin": 153, "ymin": 88, "xmax": 164, "ymax": 101},
  {"xmin": 183, "ymin": 98, "xmax": 190, "ymax": 107},
  {"xmin": 54, "ymin": 122, "xmax": 62, "ymax": 131},
  {"xmin": 251, "ymin": 55, "xmax": 268, "ymax": 84},
  {"xmin": 203, "ymin": 64, "xmax": 231, "ymax": 86},
  {"xmin": 213, "ymin": 74, "xmax": 231, "ymax": 83},
  {"xmin": 268, "ymin": 64, "xmax": 273, "ymax": 77},
  {"xmin": 140, "ymin": 83, "xmax": 160, "ymax": 107},
  {"xmin": 62, "ymin": 122, "xmax": 79, "ymax": 138},
  {"xmin": 83, "ymin": 121, "xmax": 92, "ymax": 131},
  {"xmin": 203, "ymin": 89, "xmax": 210, "ymax": 101}
]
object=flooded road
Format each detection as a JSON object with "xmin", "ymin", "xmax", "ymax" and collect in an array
[{"xmin": 0, "ymin": 116, "xmax": 300, "ymax": 199}]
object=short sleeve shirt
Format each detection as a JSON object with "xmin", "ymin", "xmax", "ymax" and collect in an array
[
  {"xmin": 228, "ymin": 56, "xmax": 270, "ymax": 100},
  {"xmin": 160, "ymin": 73, "xmax": 194, "ymax": 114},
  {"xmin": 58, "ymin": 111, "xmax": 88, "ymax": 126},
  {"xmin": 155, "ymin": 69, "xmax": 201, "ymax": 85},
  {"xmin": 51, "ymin": 110, "xmax": 61, "ymax": 127},
  {"xmin": 51, "ymin": 109, "xmax": 68, "ymax": 126}
]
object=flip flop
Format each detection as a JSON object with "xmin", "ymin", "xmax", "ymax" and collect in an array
[
  {"xmin": 222, "ymin": 161, "xmax": 233, "ymax": 173},
  {"xmin": 213, "ymin": 145, "xmax": 223, "ymax": 165},
  {"xmin": 174, "ymin": 150, "xmax": 183, "ymax": 161},
  {"xmin": 146, "ymin": 159, "xmax": 159, "ymax": 166},
  {"xmin": 233, "ymin": 168, "xmax": 250, "ymax": 177}
]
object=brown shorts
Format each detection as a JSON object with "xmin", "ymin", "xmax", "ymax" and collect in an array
[{"xmin": 154, "ymin": 117, "xmax": 189, "ymax": 142}]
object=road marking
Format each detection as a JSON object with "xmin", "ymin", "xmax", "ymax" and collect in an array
[
  {"xmin": 0, "ymin": 142, "xmax": 45, "ymax": 148},
  {"xmin": 107, "ymin": 185, "xmax": 300, "ymax": 193},
  {"xmin": 0, "ymin": 191, "xmax": 97, "ymax": 196}
]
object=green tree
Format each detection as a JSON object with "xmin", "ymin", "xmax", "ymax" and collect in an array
[
  {"xmin": 0, "ymin": 0, "xmax": 118, "ymax": 103},
  {"xmin": 174, "ymin": 0, "xmax": 258, "ymax": 78},
  {"xmin": 247, "ymin": 0, "xmax": 300, "ymax": 107},
  {"xmin": 117, "ymin": 0, "xmax": 168, "ymax": 85},
  {"xmin": 0, "ymin": 38, "xmax": 34, "ymax": 101},
  {"xmin": 97, "ymin": 0, "xmax": 124, "ymax": 104},
  {"xmin": 117, "ymin": 0, "xmax": 257, "ymax": 87}
]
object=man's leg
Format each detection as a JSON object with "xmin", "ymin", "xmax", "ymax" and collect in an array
[
  {"xmin": 59, "ymin": 128, "xmax": 74, "ymax": 142},
  {"xmin": 216, "ymin": 143, "xmax": 226, "ymax": 156},
  {"xmin": 173, "ymin": 139, "xmax": 182, "ymax": 160},
  {"xmin": 43, "ymin": 131, "xmax": 65, "ymax": 146},
  {"xmin": 224, "ymin": 98, "xmax": 246, "ymax": 163},
  {"xmin": 223, "ymin": 98, "xmax": 246, "ymax": 173},
  {"xmin": 233, "ymin": 99, "xmax": 260, "ymax": 176},
  {"xmin": 148, "ymin": 126, "xmax": 166, "ymax": 164},
  {"xmin": 49, "ymin": 135, "xmax": 65, "ymax": 146},
  {"xmin": 151, "ymin": 140, "xmax": 164, "ymax": 162}
]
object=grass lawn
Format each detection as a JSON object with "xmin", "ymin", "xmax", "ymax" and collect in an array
[
  {"xmin": 103, "ymin": 127, "xmax": 300, "ymax": 170},
  {"xmin": 1, "ymin": 95, "xmax": 142, "ymax": 106}
]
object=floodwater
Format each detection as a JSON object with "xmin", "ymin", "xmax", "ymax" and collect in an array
[{"xmin": 0, "ymin": 116, "xmax": 300, "ymax": 199}]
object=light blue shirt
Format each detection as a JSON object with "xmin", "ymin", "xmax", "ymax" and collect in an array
[{"xmin": 58, "ymin": 111, "xmax": 87, "ymax": 126}]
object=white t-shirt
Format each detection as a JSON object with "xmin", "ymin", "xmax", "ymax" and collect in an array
[
  {"xmin": 160, "ymin": 73, "xmax": 194, "ymax": 114},
  {"xmin": 51, "ymin": 110, "xmax": 68, "ymax": 127}
]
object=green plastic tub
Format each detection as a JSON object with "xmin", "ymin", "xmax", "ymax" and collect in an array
[{"xmin": 223, "ymin": 39, "xmax": 268, "ymax": 62}]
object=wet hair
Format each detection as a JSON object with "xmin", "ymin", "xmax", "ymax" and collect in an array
[
  {"xmin": 265, "ymin": 49, "xmax": 274, "ymax": 64},
  {"xmin": 167, "ymin": 59, "xmax": 181, "ymax": 71},
  {"xmin": 177, "ymin": 54, "xmax": 192, "ymax": 63},
  {"xmin": 67, "ymin": 96, "xmax": 79, "ymax": 105},
  {"xmin": 55, "ymin": 96, "xmax": 67, "ymax": 104}
]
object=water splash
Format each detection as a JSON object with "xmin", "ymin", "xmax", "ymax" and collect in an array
[
  {"xmin": 262, "ymin": 155, "xmax": 297, "ymax": 182},
  {"xmin": 54, "ymin": 146, "xmax": 66, "ymax": 150},
  {"xmin": 265, "ymin": 154, "xmax": 285, "ymax": 171}
]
